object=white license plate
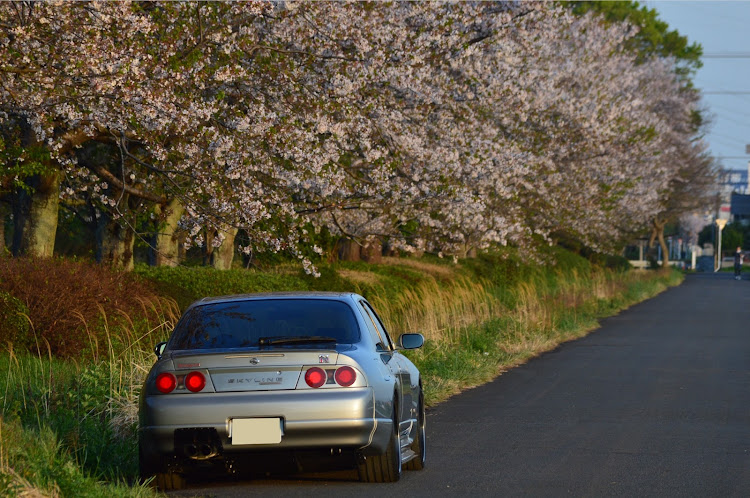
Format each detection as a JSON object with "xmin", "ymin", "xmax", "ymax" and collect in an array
[{"xmin": 231, "ymin": 418, "xmax": 282, "ymax": 445}]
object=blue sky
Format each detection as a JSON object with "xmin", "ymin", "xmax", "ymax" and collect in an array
[{"xmin": 648, "ymin": 1, "xmax": 750, "ymax": 172}]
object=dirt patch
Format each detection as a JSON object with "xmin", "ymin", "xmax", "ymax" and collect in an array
[
  {"xmin": 338, "ymin": 269, "xmax": 382, "ymax": 286},
  {"xmin": 382, "ymin": 257, "xmax": 458, "ymax": 279}
]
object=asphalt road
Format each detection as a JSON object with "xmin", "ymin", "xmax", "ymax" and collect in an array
[{"xmin": 172, "ymin": 272, "xmax": 750, "ymax": 497}]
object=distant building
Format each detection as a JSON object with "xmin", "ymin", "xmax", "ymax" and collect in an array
[
  {"xmin": 719, "ymin": 169, "xmax": 748, "ymax": 195},
  {"xmin": 730, "ymin": 192, "xmax": 750, "ymax": 225},
  {"xmin": 719, "ymin": 168, "xmax": 750, "ymax": 222}
]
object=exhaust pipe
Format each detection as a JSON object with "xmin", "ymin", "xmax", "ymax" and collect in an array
[
  {"xmin": 177, "ymin": 429, "xmax": 222, "ymax": 460},
  {"xmin": 184, "ymin": 442, "xmax": 218, "ymax": 460},
  {"xmin": 199, "ymin": 443, "xmax": 216, "ymax": 458},
  {"xmin": 184, "ymin": 444, "xmax": 198, "ymax": 458}
]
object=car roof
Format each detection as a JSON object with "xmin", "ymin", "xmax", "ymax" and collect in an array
[{"xmin": 189, "ymin": 291, "xmax": 364, "ymax": 309}]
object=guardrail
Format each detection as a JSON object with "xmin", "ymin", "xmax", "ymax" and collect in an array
[
  {"xmin": 628, "ymin": 260, "xmax": 686, "ymax": 269},
  {"xmin": 629, "ymin": 258, "xmax": 742, "ymax": 271}
]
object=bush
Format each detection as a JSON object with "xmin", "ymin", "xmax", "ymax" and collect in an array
[
  {"xmin": 0, "ymin": 257, "xmax": 171, "ymax": 358},
  {"xmin": 546, "ymin": 245, "xmax": 592, "ymax": 275},
  {"xmin": 0, "ymin": 290, "xmax": 31, "ymax": 351},
  {"xmin": 133, "ymin": 264, "xmax": 310, "ymax": 310},
  {"xmin": 603, "ymin": 254, "xmax": 632, "ymax": 271}
]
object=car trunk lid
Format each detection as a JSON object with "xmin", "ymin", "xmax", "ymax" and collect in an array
[{"xmin": 170, "ymin": 350, "xmax": 340, "ymax": 392}]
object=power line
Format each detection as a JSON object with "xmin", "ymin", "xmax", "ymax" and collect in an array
[
  {"xmin": 710, "ymin": 139, "xmax": 746, "ymax": 151},
  {"xmin": 703, "ymin": 53, "xmax": 750, "ymax": 59},
  {"xmin": 708, "ymin": 113, "xmax": 750, "ymax": 129},
  {"xmin": 709, "ymin": 130, "xmax": 750, "ymax": 144},
  {"xmin": 708, "ymin": 101, "xmax": 750, "ymax": 118},
  {"xmin": 704, "ymin": 91, "xmax": 750, "ymax": 95}
]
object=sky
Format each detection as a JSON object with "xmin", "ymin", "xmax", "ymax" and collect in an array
[{"xmin": 647, "ymin": 1, "xmax": 750, "ymax": 172}]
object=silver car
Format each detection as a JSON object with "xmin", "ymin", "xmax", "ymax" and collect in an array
[{"xmin": 138, "ymin": 292, "xmax": 426, "ymax": 490}]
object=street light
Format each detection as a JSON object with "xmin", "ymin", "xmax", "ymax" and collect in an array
[{"xmin": 715, "ymin": 218, "xmax": 728, "ymax": 272}]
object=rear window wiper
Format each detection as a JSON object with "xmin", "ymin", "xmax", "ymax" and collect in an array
[{"xmin": 258, "ymin": 336, "xmax": 338, "ymax": 346}]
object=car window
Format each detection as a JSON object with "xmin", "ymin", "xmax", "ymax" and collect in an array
[
  {"xmin": 359, "ymin": 301, "xmax": 394, "ymax": 351},
  {"xmin": 364, "ymin": 302, "xmax": 395, "ymax": 350},
  {"xmin": 358, "ymin": 302, "xmax": 388, "ymax": 351},
  {"xmin": 168, "ymin": 299, "xmax": 360, "ymax": 350}
]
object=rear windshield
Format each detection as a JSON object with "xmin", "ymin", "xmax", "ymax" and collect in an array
[{"xmin": 168, "ymin": 299, "xmax": 360, "ymax": 350}]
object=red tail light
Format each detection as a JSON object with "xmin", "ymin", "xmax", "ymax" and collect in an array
[
  {"xmin": 155, "ymin": 372, "xmax": 177, "ymax": 393},
  {"xmin": 185, "ymin": 371, "xmax": 206, "ymax": 392},
  {"xmin": 305, "ymin": 367, "xmax": 327, "ymax": 388},
  {"xmin": 334, "ymin": 366, "xmax": 356, "ymax": 387}
]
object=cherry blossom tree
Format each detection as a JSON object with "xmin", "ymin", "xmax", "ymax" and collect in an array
[
  {"xmin": 275, "ymin": 2, "xmax": 713, "ymax": 259},
  {"xmin": 0, "ymin": 1, "xmax": 332, "ymax": 268},
  {"xmin": 0, "ymin": 1, "xmax": 715, "ymax": 270}
]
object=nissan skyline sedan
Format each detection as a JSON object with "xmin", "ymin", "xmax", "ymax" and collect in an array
[{"xmin": 138, "ymin": 292, "xmax": 426, "ymax": 490}]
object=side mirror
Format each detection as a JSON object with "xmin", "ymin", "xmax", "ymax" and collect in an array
[
  {"xmin": 154, "ymin": 341, "xmax": 168, "ymax": 359},
  {"xmin": 398, "ymin": 333, "xmax": 424, "ymax": 350}
]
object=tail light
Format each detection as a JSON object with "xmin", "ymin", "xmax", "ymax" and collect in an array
[
  {"xmin": 334, "ymin": 366, "xmax": 356, "ymax": 387},
  {"xmin": 155, "ymin": 372, "xmax": 177, "ymax": 393},
  {"xmin": 305, "ymin": 367, "xmax": 327, "ymax": 388},
  {"xmin": 304, "ymin": 366, "xmax": 358, "ymax": 388},
  {"xmin": 185, "ymin": 371, "xmax": 206, "ymax": 392}
]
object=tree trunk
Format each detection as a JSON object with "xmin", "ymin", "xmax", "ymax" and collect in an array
[
  {"xmin": 154, "ymin": 198, "xmax": 184, "ymax": 267},
  {"xmin": 211, "ymin": 226, "xmax": 239, "ymax": 270},
  {"xmin": 457, "ymin": 242, "xmax": 477, "ymax": 259},
  {"xmin": 338, "ymin": 238, "xmax": 361, "ymax": 262},
  {"xmin": 202, "ymin": 227, "xmax": 215, "ymax": 266},
  {"xmin": 361, "ymin": 239, "xmax": 382, "ymax": 264},
  {"xmin": 13, "ymin": 171, "xmax": 61, "ymax": 258},
  {"xmin": 650, "ymin": 218, "xmax": 669, "ymax": 268},
  {"xmin": 0, "ymin": 199, "xmax": 8, "ymax": 255},
  {"xmin": 95, "ymin": 205, "xmax": 135, "ymax": 271}
]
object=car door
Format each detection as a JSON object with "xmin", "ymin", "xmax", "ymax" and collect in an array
[{"xmin": 358, "ymin": 300, "xmax": 413, "ymax": 426}]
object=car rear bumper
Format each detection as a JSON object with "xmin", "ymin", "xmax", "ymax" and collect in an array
[{"xmin": 139, "ymin": 387, "xmax": 393, "ymax": 457}]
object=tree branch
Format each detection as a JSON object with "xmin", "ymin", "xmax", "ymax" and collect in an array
[
  {"xmin": 245, "ymin": 44, "xmax": 360, "ymax": 62},
  {"xmin": 88, "ymin": 164, "xmax": 166, "ymax": 204}
]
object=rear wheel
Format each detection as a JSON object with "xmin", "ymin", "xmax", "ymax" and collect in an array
[
  {"xmin": 358, "ymin": 406, "xmax": 402, "ymax": 482},
  {"xmin": 155, "ymin": 471, "xmax": 186, "ymax": 491},
  {"xmin": 404, "ymin": 389, "xmax": 426, "ymax": 471},
  {"xmin": 140, "ymin": 442, "xmax": 186, "ymax": 491},
  {"xmin": 138, "ymin": 443, "xmax": 158, "ymax": 484}
]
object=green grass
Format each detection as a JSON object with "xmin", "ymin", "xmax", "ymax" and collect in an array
[
  {"xmin": 0, "ymin": 353, "xmax": 155, "ymax": 497},
  {"xmin": 0, "ymin": 251, "xmax": 683, "ymax": 495}
]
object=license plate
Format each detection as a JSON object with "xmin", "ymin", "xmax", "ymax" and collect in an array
[{"xmin": 231, "ymin": 418, "xmax": 282, "ymax": 445}]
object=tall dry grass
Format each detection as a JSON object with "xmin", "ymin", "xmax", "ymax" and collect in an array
[
  {"xmin": 103, "ymin": 298, "xmax": 180, "ymax": 438},
  {"xmin": 498, "ymin": 268, "xmax": 677, "ymax": 359},
  {"xmin": 1, "ymin": 294, "xmax": 180, "ymax": 451},
  {"xmin": 372, "ymin": 268, "xmax": 613, "ymax": 350},
  {"xmin": 370, "ymin": 277, "xmax": 499, "ymax": 343}
]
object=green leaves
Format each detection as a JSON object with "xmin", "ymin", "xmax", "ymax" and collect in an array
[
  {"xmin": 0, "ymin": 138, "xmax": 54, "ymax": 194},
  {"xmin": 567, "ymin": 1, "xmax": 703, "ymax": 74}
]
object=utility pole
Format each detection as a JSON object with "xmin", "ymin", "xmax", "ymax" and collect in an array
[{"xmin": 715, "ymin": 218, "xmax": 728, "ymax": 272}]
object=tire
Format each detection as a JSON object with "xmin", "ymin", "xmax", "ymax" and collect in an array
[
  {"xmin": 404, "ymin": 390, "xmax": 426, "ymax": 471},
  {"xmin": 138, "ymin": 442, "xmax": 158, "ymax": 484},
  {"xmin": 358, "ymin": 406, "xmax": 402, "ymax": 482},
  {"xmin": 155, "ymin": 471, "xmax": 186, "ymax": 491},
  {"xmin": 140, "ymin": 442, "xmax": 186, "ymax": 491}
]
